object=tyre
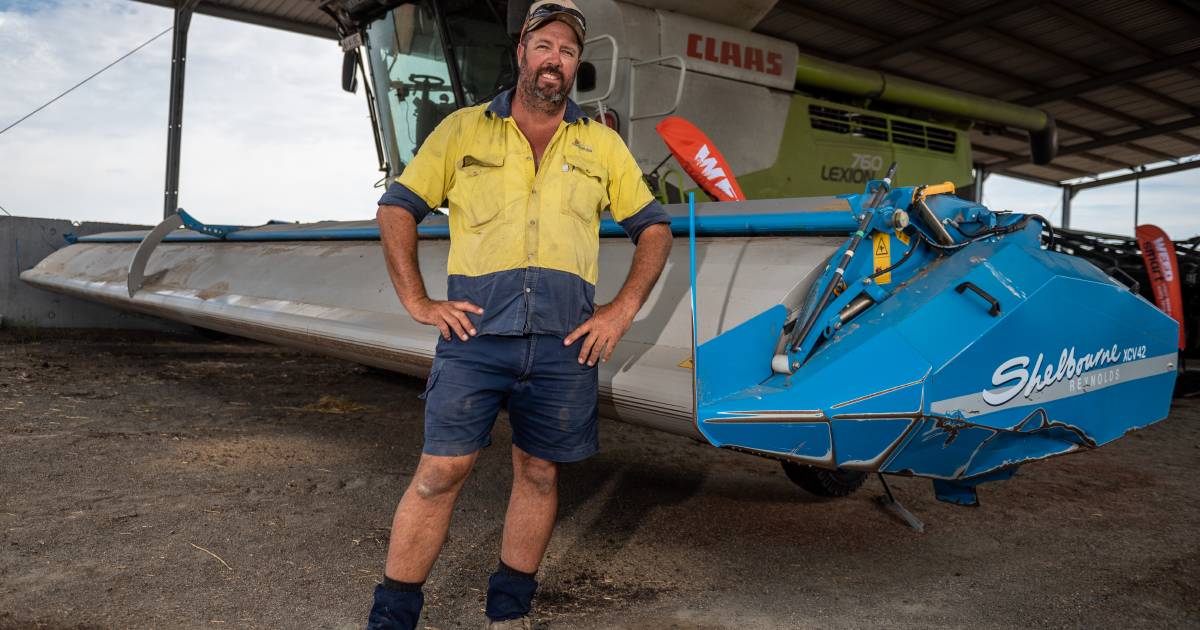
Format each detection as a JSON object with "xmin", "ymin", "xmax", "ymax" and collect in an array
[{"xmin": 781, "ymin": 461, "xmax": 868, "ymax": 498}]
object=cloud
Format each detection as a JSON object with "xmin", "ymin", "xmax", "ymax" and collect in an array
[{"xmin": 0, "ymin": 0, "xmax": 380, "ymax": 225}]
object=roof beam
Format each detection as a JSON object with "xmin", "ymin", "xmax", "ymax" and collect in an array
[
  {"xmin": 1069, "ymin": 158, "xmax": 1200, "ymax": 191},
  {"xmin": 131, "ymin": 0, "xmax": 337, "ymax": 39},
  {"xmin": 971, "ymin": 143, "xmax": 1100, "ymax": 176},
  {"xmin": 775, "ymin": 3, "xmax": 1194, "ymax": 163},
  {"xmin": 986, "ymin": 168, "xmax": 1068, "ymax": 187},
  {"xmin": 845, "ymin": 0, "xmax": 1042, "ymax": 66},
  {"xmin": 894, "ymin": 0, "xmax": 1199, "ymax": 119},
  {"xmin": 987, "ymin": 116, "xmax": 1200, "ymax": 169},
  {"xmin": 1014, "ymin": 48, "xmax": 1200, "ymax": 107},
  {"xmin": 877, "ymin": 0, "xmax": 1200, "ymax": 152}
]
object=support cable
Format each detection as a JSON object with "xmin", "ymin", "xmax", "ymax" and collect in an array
[{"xmin": 0, "ymin": 25, "xmax": 174, "ymax": 138}]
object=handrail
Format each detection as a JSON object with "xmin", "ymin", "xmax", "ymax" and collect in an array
[
  {"xmin": 573, "ymin": 34, "xmax": 618, "ymax": 107},
  {"xmin": 629, "ymin": 55, "xmax": 687, "ymax": 121}
]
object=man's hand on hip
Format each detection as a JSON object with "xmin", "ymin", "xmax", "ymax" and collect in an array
[
  {"xmin": 410, "ymin": 297, "xmax": 484, "ymax": 341},
  {"xmin": 563, "ymin": 301, "xmax": 637, "ymax": 366}
]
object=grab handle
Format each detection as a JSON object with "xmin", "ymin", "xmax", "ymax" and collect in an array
[{"xmin": 955, "ymin": 282, "xmax": 1001, "ymax": 317}]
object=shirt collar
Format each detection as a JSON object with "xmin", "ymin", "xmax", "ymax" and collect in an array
[{"xmin": 485, "ymin": 86, "xmax": 589, "ymax": 124}]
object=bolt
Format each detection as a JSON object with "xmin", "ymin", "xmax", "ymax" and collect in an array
[{"xmin": 792, "ymin": 361, "xmax": 800, "ymax": 370}]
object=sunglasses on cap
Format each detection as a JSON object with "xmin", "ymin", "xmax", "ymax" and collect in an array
[{"xmin": 524, "ymin": 3, "xmax": 587, "ymax": 39}]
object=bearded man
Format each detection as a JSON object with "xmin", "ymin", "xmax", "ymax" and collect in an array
[{"xmin": 366, "ymin": 1, "xmax": 673, "ymax": 628}]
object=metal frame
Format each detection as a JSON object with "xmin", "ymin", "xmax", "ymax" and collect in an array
[{"xmin": 162, "ymin": 0, "xmax": 200, "ymax": 219}]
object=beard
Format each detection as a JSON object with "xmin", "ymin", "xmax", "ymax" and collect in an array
[{"xmin": 517, "ymin": 59, "xmax": 573, "ymax": 115}]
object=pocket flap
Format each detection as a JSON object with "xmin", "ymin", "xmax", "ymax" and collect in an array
[
  {"xmin": 563, "ymin": 151, "xmax": 604, "ymax": 180},
  {"xmin": 461, "ymin": 153, "xmax": 506, "ymax": 169}
]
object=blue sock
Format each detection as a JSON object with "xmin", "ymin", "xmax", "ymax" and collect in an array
[
  {"xmin": 366, "ymin": 578, "xmax": 424, "ymax": 630},
  {"xmin": 485, "ymin": 560, "xmax": 538, "ymax": 621}
]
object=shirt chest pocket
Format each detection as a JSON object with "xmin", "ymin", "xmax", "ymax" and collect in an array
[
  {"xmin": 561, "ymin": 153, "xmax": 609, "ymax": 225},
  {"xmin": 450, "ymin": 152, "xmax": 507, "ymax": 232}
]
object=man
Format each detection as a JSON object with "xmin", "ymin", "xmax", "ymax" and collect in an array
[{"xmin": 367, "ymin": 2, "xmax": 673, "ymax": 628}]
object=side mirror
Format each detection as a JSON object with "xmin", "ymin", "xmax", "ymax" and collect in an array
[{"xmin": 342, "ymin": 50, "xmax": 359, "ymax": 93}]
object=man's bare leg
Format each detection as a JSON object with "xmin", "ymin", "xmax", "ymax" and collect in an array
[
  {"xmin": 499, "ymin": 446, "xmax": 559, "ymax": 572},
  {"xmin": 384, "ymin": 452, "xmax": 478, "ymax": 581}
]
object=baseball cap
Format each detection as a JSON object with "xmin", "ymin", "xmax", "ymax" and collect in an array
[{"xmin": 521, "ymin": 1, "xmax": 587, "ymax": 47}]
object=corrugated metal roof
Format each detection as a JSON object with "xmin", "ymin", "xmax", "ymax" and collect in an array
[
  {"xmin": 757, "ymin": 0, "xmax": 1200, "ymax": 185},
  {"xmin": 131, "ymin": 0, "xmax": 337, "ymax": 39}
]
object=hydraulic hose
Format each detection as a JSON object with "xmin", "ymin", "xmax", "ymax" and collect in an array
[{"xmin": 787, "ymin": 163, "xmax": 898, "ymax": 355}]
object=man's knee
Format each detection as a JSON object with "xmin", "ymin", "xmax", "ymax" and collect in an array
[
  {"xmin": 411, "ymin": 455, "xmax": 474, "ymax": 500},
  {"xmin": 513, "ymin": 449, "xmax": 558, "ymax": 495}
]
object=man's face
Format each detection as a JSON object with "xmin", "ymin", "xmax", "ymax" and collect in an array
[{"xmin": 516, "ymin": 20, "xmax": 581, "ymax": 111}]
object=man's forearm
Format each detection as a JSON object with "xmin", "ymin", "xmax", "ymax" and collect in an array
[
  {"xmin": 377, "ymin": 204, "xmax": 429, "ymax": 313},
  {"xmin": 611, "ymin": 223, "xmax": 673, "ymax": 316}
]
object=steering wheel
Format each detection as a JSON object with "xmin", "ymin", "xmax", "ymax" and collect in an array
[{"xmin": 408, "ymin": 74, "xmax": 446, "ymax": 89}]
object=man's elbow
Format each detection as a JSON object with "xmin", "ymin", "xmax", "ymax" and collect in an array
[
  {"xmin": 642, "ymin": 222, "xmax": 673, "ymax": 246},
  {"xmin": 377, "ymin": 204, "xmax": 416, "ymax": 227}
]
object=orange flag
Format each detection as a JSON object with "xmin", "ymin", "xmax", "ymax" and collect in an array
[
  {"xmin": 1136, "ymin": 224, "xmax": 1186, "ymax": 349},
  {"xmin": 655, "ymin": 116, "xmax": 745, "ymax": 202}
]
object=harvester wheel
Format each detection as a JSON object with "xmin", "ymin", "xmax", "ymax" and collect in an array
[{"xmin": 781, "ymin": 462, "xmax": 867, "ymax": 498}]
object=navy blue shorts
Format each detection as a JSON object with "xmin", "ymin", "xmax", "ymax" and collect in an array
[{"xmin": 419, "ymin": 333, "xmax": 599, "ymax": 463}]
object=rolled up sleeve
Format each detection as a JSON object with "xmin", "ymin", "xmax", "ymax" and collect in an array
[
  {"xmin": 605, "ymin": 136, "xmax": 671, "ymax": 244},
  {"xmin": 377, "ymin": 112, "xmax": 461, "ymax": 223},
  {"xmin": 617, "ymin": 200, "xmax": 672, "ymax": 244}
]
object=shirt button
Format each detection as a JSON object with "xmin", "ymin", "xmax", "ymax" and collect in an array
[
  {"xmin": 525, "ymin": 287, "xmax": 532, "ymax": 293},
  {"xmin": 529, "ymin": 219, "xmax": 537, "ymax": 225}
]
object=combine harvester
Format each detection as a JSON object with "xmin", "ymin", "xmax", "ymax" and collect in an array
[{"xmin": 22, "ymin": 0, "xmax": 1178, "ymax": 518}]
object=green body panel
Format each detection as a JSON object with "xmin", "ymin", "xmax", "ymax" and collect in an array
[
  {"xmin": 734, "ymin": 94, "xmax": 974, "ymax": 199},
  {"xmin": 793, "ymin": 54, "xmax": 1050, "ymax": 132}
]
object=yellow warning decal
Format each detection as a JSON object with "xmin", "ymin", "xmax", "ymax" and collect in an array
[
  {"xmin": 873, "ymin": 232, "xmax": 892, "ymax": 284},
  {"xmin": 896, "ymin": 229, "xmax": 910, "ymax": 245}
]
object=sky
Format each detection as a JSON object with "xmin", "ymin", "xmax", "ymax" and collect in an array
[{"xmin": 1, "ymin": 0, "xmax": 1198, "ymax": 240}]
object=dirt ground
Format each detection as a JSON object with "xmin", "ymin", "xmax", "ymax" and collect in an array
[{"xmin": 1, "ymin": 329, "xmax": 1197, "ymax": 630}]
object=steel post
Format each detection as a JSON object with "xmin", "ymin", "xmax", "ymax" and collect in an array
[
  {"xmin": 1061, "ymin": 185, "xmax": 1074, "ymax": 229},
  {"xmin": 163, "ymin": 1, "xmax": 199, "ymax": 219},
  {"xmin": 972, "ymin": 164, "xmax": 988, "ymax": 203}
]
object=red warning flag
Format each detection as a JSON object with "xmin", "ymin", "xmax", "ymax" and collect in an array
[
  {"xmin": 1136, "ymin": 224, "xmax": 1186, "ymax": 349},
  {"xmin": 655, "ymin": 116, "xmax": 745, "ymax": 202}
]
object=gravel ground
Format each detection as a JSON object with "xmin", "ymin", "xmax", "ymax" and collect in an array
[{"xmin": 1, "ymin": 329, "xmax": 1197, "ymax": 629}]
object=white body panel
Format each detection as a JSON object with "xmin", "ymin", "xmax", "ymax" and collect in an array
[{"xmin": 22, "ymin": 220, "xmax": 841, "ymax": 438}]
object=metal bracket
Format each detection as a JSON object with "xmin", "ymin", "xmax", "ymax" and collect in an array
[
  {"xmin": 127, "ymin": 212, "xmax": 183, "ymax": 297},
  {"xmin": 177, "ymin": 209, "xmax": 243, "ymax": 238},
  {"xmin": 875, "ymin": 474, "xmax": 925, "ymax": 532}
]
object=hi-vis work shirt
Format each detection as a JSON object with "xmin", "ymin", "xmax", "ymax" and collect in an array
[{"xmin": 378, "ymin": 87, "xmax": 671, "ymax": 337}]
